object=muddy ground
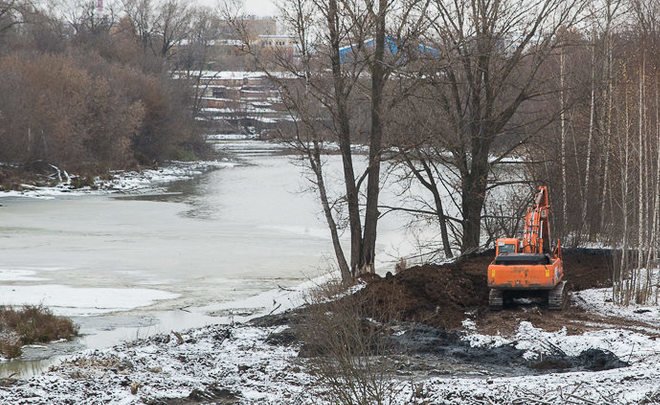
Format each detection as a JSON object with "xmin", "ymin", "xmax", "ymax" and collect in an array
[
  {"xmin": 253, "ymin": 249, "xmax": 637, "ymax": 377},
  {"xmin": 354, "ymin": 248, "xmax": 615, "ymax": 333}
]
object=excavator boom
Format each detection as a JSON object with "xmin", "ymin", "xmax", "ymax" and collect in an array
[{"xmin": 522, "ymin": 186, "xmax": 551, "ymax": 254}]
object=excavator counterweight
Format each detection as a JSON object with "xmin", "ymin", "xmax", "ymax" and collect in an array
[{"xmin": 487, "ymin": 186, "xmax": 565, "ymax": 310}]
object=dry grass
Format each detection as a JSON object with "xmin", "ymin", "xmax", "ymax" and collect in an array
[{"xmin": 0, "ymin": 305, "xmax": 78, "ymax": 359}]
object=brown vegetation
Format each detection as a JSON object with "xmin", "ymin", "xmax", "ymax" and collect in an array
[
  {"xmin": 0, "ymin": 1, "xmax": 209, "ymax": 178},
  {"xmin": 0, "ymin": 305, "xmax": 78, "ymax": 359}
]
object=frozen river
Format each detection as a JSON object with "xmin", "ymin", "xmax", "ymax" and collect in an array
[{"xmin": 0, "ymin": 137, "xmax": 435, "ymax": 377}]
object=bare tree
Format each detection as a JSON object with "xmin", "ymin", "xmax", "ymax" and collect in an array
[
  {"xmin": 154, "ymin": 0, "xmax": 191, "ymax": 58},
  {"xmin": 226, "ymin": 0, "xmax": 429, "ymax": 280},
  {"xmin": 59, "ymin": 0, "xmax": 120, "ymax": 36},
  {"xmin": 121, "ymin": 0, "xmax": 154, "ymax": 51},
  {"xmin": 411, "ymin": 0, "xmax": 587, "ymax": 254},
  {"xmin": 0, "ymin": 1, "xmax": 21, "ymax": 37},
  {"xmin": 174, "ymin": 7, "xmax": 221, "ymax": 116}
]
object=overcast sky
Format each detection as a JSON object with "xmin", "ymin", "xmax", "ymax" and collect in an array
[{"xmin": 195, "ymin": 0, "xmax": 278, "ymax": 17}]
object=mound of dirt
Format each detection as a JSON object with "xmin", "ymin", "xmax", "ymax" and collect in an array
[
  {"xmin": 529, "ymin": 348, "xmax": 629, "ymax": 372},
  {"xmin": 354, "ymin": 252, "xmax": 492, "ymax": 329},
  {"xmin": 563, "ymin": 248, "xmax": 613, "ymax": 290},
  {"xmin": 354, "ymin": 249, "xmax": 614, "ymax": 330}
]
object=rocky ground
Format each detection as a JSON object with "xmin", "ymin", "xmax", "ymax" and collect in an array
[{"xmin": 0, "ymin": 249, "xmax": 659, "ymax": 404}]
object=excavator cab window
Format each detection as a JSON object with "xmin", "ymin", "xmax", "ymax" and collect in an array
[{"xmin": 498, "ymin": 244, "xmax": 516, "ymax": 255}]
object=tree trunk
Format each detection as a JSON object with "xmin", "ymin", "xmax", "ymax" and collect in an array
[
  {"xmin": 620, "ymin": 79, "xmax": 631, "ymax": 304},
  {"xmin": 360, "ymin": 0, "xmax": 387, "ymax": 274},
  {"xmin": 647, "ymin": 75, "xmax": 660, "ymax": 270},
  {"xmin": 460, "ymin": 163, "xmax": 488, "ymax": 254},
  {"xmin": 404, "ymin": 155, "xmax": 454, "ymax": 259},
  {"xmin": 423, "ymin": 161, "xmax": 454, "ymax": 258},
  {"xmin": 637, "ymin": 51, "xmax": 645, "ymax": 272},
  {"xmin": 327, "ymin": 0, "xmax": 362, "ymax": 277},
  {"xmin": 308, "ymin": 141, "xmax": 352, "ymax": 281},
  {"xmin": 581, "ymin": 31, "xmax": 596, "ymax": 240},
  {"xmin": 600, "ymin": 24, "xmax": 614, "ymax": 234},
  {"xmin": 560, "ymin": 47, "xmax": 568, "ymax": 239}
]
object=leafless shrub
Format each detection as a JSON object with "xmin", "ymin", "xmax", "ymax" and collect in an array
[
  {"xmin": 0, "ymin": 305, "xmax": 78, "ymax": 358},
  {"xmin": 301, "ymin": 279, "xmax": 402, "ymax": 405}
]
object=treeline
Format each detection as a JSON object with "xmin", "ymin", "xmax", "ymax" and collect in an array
[
  {"xmin": 530, "ymin": 1, "xmax": 659, "ymax": 304},
  {"xmin": 0, "ymin": 0, "xmax": 210, "ymax": 174},
  {"xmin": 235, "ymin": 0, "xmax": 659, "ymax": 297}
]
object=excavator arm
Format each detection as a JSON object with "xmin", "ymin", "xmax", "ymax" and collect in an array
[{"xmin": 521, "ymin": 186, "xmax": 552, "ymax": 254}]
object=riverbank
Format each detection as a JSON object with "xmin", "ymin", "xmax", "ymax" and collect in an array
[
  {"xmin": 0, "ymin": 159, "xmax": 237, "ymax": 199},
  {"xmin": 1, "ymin": 251, "xmax": 659, "ymax": 404},
  {"xmin": 0, "ymin": 136, "xmax": 340, "ymax": 380}
]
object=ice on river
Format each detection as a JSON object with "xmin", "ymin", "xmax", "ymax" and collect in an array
[{"xmin": 0, "ymin": 284, "xmax": 179, "ymax": 316}]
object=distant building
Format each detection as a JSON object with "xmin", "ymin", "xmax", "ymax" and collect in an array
[
  {"xmin": 194, "ymin": 71, "xmax": 297, "ymax": 130},
  {"xmin": 218, "ymin": 16, "xmax": 277, "ymax": 41},
  {"xmin": 257, "ymin": 35, "xmax": 300, "ymax": 62},
  {"xmin": 339, "ymin": 36, "xmax": 440, "ymax": 64}
]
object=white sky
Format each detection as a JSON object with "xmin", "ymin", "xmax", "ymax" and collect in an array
[{"xmin": 195, "ymin": 0, "xmax": 278, "ymax": 17}]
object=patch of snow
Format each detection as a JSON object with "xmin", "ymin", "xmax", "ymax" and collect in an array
[
  {"xmin": 206, "ymin": 133, "xmax": 257, "ymax": 141},
  {"xmin": 102, "ymin": 161, "xmax": 236, "ymax": 193},
  {"xmin": 407, "ymin": 361, "xmax": 660, "ymax": 404},
  {"xmin": 447, "ymin": 317, "xmax": 660, "ymax": 404},
  {"xmin": 463, "ymin": 319, "xmax": 660, "ymax": 364},
  {"xmin": 0, "ymin": 269, "xmax": 47, "ymax": 282},
  {"xmin": 5, "ymin": 317, "xmax": 660, "ymax": 404},
  {"xmin": 202, "ymin": 272, "xmax": 337, "ymax": 323},
  {"xmin": 574, "ymin": 286, "xmax": 660, "ymax": 327},
  {"xmin": 579, "ymin": 241, "xmax": 614, "ymax": 249},
  {"xmin": 462, "ymin": 331, "xmax": 510, "ymax": 349},
  {"xmin": 1, "ymin": 324, "xmax": 318, "ymax": 404}
]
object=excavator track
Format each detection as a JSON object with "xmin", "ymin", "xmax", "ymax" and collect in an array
[
  {"xmin": 548, "ymin": 281, "xmax": 567, "ymax": 310},
  {"xmin": 489, "ymin": 288, "xmax": 503, "ymax": 310}
]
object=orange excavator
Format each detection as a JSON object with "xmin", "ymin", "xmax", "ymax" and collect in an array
[{"xmin": 487, "ymin": 185, "xmax": 565, "ymax": 310}]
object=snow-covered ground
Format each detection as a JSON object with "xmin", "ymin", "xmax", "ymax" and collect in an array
[
  {"xmin": 575, "ymin": 287, "xmax": 660, "ymax": 327},
  {"xmin": 2, "ymin": 281, "xmax": 660, "ymax": 404}
]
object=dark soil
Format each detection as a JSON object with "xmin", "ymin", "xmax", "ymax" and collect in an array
[
  {"xmin": 352, "ymin": 248, "xmax": 615, "ymax": 330},
  {"xmin": 351, "ymin": 253, "xmax": 491, "ymax": 329},
  {"xmin": 147, "ymin": 385, "xmax": 240, "ymax": 404},
  {"xmin": 253, "ymin": 248, "xmax": 621, "ymax": 337},
  {"xmin": 530, "ymin": 348, "xmax": 629, "ymax": 371},
  {"xmin": 389, "ymin": 324, "xmax": 628, "ymax": 373},
  {"xmin": 563, "ymin": 248, "xmax": 614, "ymax": 290},
  {"xmin": 254, "ymin": 248, "xmax": 633, "ymax": 376}
]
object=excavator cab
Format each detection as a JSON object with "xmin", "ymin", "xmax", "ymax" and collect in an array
[
  {"xmin": 487, "ymin": 186, "xmax": 566, "ymax": 310},
  {"xmin": 495, "ymin": 238, "xmax": 519, "ymax": 255}
]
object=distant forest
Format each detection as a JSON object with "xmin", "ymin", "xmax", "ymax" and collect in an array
[{"xmin": 0, "ymin": 0, "xmax": 209, "ymax": 173}]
